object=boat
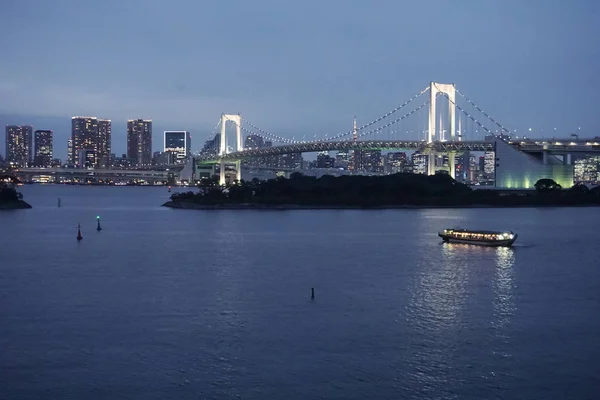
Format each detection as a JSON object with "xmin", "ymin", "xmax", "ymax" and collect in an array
[{"xmin": 438, "ymin": 228, "xmax": 517, "ymax": 247}]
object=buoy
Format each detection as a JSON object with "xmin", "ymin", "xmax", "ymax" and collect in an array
[
  {"xmin": 168, "ymin": 186, "xmax": 171, "ymax": 193},
  {"xmin": 96, "ymin": 216, "xmax": 102, "ymax": 231},
  {"xmin": 311, "ymin": 288, "xmax": 315, "ymax": 300},
  {"xmin": 77, "ymin": 224, "xmax": 83, "ymax": 241}
]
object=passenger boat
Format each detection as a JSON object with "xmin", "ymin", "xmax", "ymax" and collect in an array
[{"xmin": 438, "ymin": 228, "xmax": 517, "ymax": 247}]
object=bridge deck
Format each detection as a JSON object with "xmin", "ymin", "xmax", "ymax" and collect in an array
[{"xmin": 196, "ymin": 140, "xmax": 493, "ymax": 163}]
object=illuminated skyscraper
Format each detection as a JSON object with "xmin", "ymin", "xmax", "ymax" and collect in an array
[
  {"xmin": 5, "ymin": 125, "xmax": 32, "ymax": 167},
  {"xmin": 34, "ymin": 130, "xmax": 53, "ymax": 167},
  {"xmin": 127, "ymin": 119, "xmax": 152, "ymax": 166},
  {"xmin": 164, "ymin": 131, "xmax": 191, "ymax": 163},
  {"xmin": 67, "ymin": 139, "xmax": 73, "ymax": 165},
  {"xmin": 412, "ymin": 152, "xmax": 428, "ymax": 174},
  {"xmin": 71, "ymin": 117, "xmax": 98, "ymax": 168},
  {"xmin": 484, "ymin": 151, "xmax": 495, "ymax": 175},
  {"xmin": 245, "ymin": 134, "xmax": 264, "ymax": 150},
  {"xmin": 97, "ymin": 119, "xmax": 111, "ymax": 168}
]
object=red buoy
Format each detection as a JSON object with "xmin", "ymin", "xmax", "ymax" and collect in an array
[{"xmin": 77, "ymin": 224, "xmax": 83, "ymax": 241}]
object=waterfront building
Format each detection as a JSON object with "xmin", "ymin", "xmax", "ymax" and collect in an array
[
  {"xmin": 71, "ymin": 117, "xmax": 98, "ymax": 168},
  {"xmin": 33, "ymin": 130, "xmax": 53, "ymax": 167},
  {"xmin": 487, "ymin": 136, "xmax": 573, "ymax": 189},
  {"xmin": 127, "ymin": 119, "xmax": 153, "ymax": 166},
  {"xmin": 97, "ymin": 119, "xmax": 111, "ymax": 168},
  {"xmin": 573, "ymin": 156, "xmax": 600, "ymax": 184},
  {"xmin": 5, "ymin": 125, "xmax": 33, "ymax": 167},
  {"xmin": 66, "ymin": 139, "xmax": 73, "ymax": 166},
  {"xmin": 164, "ymin": 131, "xmax": 191, "ymax": 164}
]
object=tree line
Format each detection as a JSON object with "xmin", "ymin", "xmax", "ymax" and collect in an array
[{"xmin": 169, "ymin": 173, "xmax": 600, "ymax": 207}]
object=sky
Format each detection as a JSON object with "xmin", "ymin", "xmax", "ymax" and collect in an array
[{"xmin": 1, "ymin": 0, "xmax": 599, "ymax": 160}]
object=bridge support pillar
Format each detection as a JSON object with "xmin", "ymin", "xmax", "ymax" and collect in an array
[
  {"xmin": 543, "ymin": 151, "xmax": 548, "ymax": 165},
  {"xmin": 219, "ymin": 160, "xmax": 226, "ymax": 186},
  {"xmin": 427, "ymin": 153, "xmax": 435, "ymax": 176},
  {"xmin": 564, "ymin": 154, "xmax": 572, "ymax": 165},
  {"xmin": 236, "ymin": 160, "xmax": 242, "ymax": 183},
  {"xmin": 448, "ymin": 152, "xmax": 456, "ymax": 179}
]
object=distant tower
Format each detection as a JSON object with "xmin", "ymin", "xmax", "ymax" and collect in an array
[{"xmin": 352, "ymin": 116, "xmax": 358, "ymax": 142}]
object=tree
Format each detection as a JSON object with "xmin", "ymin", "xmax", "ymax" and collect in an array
[
  {"xmin": 534, "ymin": 178, "xmax": 562, "ymax": 193},
  {"xmin": 568, "ymin": 183, "xmax": 590, "ymax": 196}
]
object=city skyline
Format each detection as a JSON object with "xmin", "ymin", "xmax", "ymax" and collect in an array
[{"xmin": 1, "ymin": 1, "xmax": 598, "ymax": 159}]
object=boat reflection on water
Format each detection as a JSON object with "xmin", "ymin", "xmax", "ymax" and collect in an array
[
  {"xmin": 493, "ymin": 247, "xmax": 516, "ymax": 333},
  {"xmin": 442, "ymin": 242, "xmax": 516, "ymax": 346}
]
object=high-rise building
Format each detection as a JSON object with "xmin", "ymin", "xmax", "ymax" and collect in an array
[
  {"xmin": 484, "ymin": 151, "xmax": 495, "ymax": 175},
  {"xmin": 316, "ymin": 152, "xmax": 335, "ymax": 168},
  {"xmin": 67, "ymin": 139, "xmax": 73, "ymax": 165},
  {"xmin": 385, "ymin": 152, "xmax": 408, "ymax": 174},
  {"xmin": 97, "ymin": 119, "xmax": 111, "ymax": 168},
  {"xmin": 335, "ymin": 151, "xmax": 351, "ymax": 170},
  {"xmin": 358, "ymin": 150, "xmax": 383, "ymax": 173},
  {"xmin": 412, "ymin": 152, "xmax": 428, "ymax": 174},
  {"xmin": 71, "ymin": 117, "xmax": 98, "ymax": 168},
  {"xmin": 127, "ymin": 119, "xmax": 153, "ymax": 166},
  {"xmin": 164, "ymin": 131, "xmax": 191, "ymax": 163},
  {"xmin": 34, "ymin": 130, "xmax": 53, "ymax": 167},
  {"xmin": 454, "ymin": 151, "xmax": 470, "ymax": 182},
  {"xmin": 245, "ymin": 134, "xmax": 264, "ymax": 150},
  {"xmin": 5, "ymin": 125, "xmax": 33, "ymax": 167}
]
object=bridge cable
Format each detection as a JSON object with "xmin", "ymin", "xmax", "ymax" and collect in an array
[
  {"xmin": 221, "ymin": 114, "xmax": 296, "ymax": 145},
  {"xmin": 355, "ymin": 100, "xmax": 430, "ymax": 139},
  {"xmin": 196, "ymin": 101, "xmax": 430, "ymax": 162},
  {"xmin": 241, "ymin": 86, "xmax": 431, "ymax": 144},
  {"xmin": 455, "ymin": 88, "xmax": 511, "ymax": 135},
  {"xmin": 439, "ymin": 93, "xmax": 495, "ymax": 137}
]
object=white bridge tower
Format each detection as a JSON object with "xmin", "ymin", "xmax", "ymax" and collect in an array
[
  {"xmin": 219, "ymin": 113, "xmax": 243, "ymax": 185},
  {"xmin": 428, "ymin": 82, "xmax": 458, "ymax": 177}
]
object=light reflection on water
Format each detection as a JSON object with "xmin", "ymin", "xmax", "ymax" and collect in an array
[{"xmin": 2, "ymin": 186, "xmax": 600, "ymax": 399}]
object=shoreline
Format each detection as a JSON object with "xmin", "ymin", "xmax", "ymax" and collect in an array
[
  {"xmin": 0, "ymin": 200, "xmax": 33, "ymax": 210},
  {"xmin": 162, "ymin": 201, "xmax": 600, "ymax": 210}
]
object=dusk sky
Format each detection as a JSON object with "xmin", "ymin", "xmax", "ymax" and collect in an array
[{"xmin": 1, "ymin": 0, "xmax": 598, "ymax": 159}]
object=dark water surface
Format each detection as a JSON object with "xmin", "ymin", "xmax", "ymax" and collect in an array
[{"xmin": 1, "ymin": 185, "xmax": 599, "ymax": 399}]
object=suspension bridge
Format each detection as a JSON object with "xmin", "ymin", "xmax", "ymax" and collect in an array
[{"xmin": 195, "ymin": 82, "xmax": 595, "ymax": 188}]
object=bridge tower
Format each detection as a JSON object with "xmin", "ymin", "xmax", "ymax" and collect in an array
[
  {"xmin": 219, "ymin": 113, "xmax": 243, "ymax": 185},
  {"xmin": 428, "ymin": 82, "xmax": 457, "ymax": 177}
]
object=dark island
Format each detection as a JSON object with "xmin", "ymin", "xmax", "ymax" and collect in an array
[
  {"xmin": 163, "ymin": 172, "xmax": 600, "ymax": 210},
  {"xmin": 0, "ymin": 176, "xmax": 32, "ymax": 210}
]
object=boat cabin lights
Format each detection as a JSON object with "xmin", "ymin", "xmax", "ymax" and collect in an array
[{"xmin": 444, "ymin": 230, "xmax": 514, "ymax": 240}]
